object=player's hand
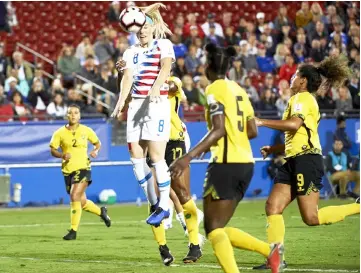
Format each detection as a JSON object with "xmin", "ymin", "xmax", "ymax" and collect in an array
[
  {"xmin": 62, "ymin": 153, "xmax": 71, "ymax": 161},
  {"xmin": 90, "ymin": 150, "xmax": 99, "ymax": 158},
  {"xmin": 115, "ymin": 59, "xmax": 126, "ymax": 72},
  {"xmin": 110, "ymin": 101, "xmax": 125, "ymax": 119},
  {"xmin": 169, "ymin": 154, "xmax": 192, "ymax": 179},
  {"xmin": 255, "ymin": 117, "xmax": 263, "ymax": 127},
  {"xmin": 260, "ymin": 146, "xmax": 272, "ymax": 159},
  {"xmin": 148, "ymin": 86, "xmax": 161, "ymax": 103}
]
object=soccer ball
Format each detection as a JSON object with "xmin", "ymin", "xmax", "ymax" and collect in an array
[
  {"xmin": 99, "ymin": 189, "xmax": 117, "ymax": 205},
  {"xmin": 119, "ymin": 7, "xmax": 146, "ymax": 33}
]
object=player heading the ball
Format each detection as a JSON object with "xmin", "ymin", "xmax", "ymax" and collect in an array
[{"xmin": 111, "ymin": 3, "xmax": 175, "ymax": 227}]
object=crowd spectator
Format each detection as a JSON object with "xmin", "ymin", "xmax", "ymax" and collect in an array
[
  {"xmin": 326, "ymin": 139, "xmax": 359, "ymax": 199},
  {"xmin": 205, "ymin": 23, "xmax": 224, "ymax": 46},
  {"xmin": 31, "ymin": 64, "xmax": 50, "ymax": 91},
  {"xmin": 273, "ymin": 43, "xmax": 289, "ymax": 68},
  {"xmin": 262, "ymin": 73, "xmax": 278, "ymax": 97},
  {"xmin": 94, "ymin": 29, "xmax": 116, "ymax": 65},
  {"xmin": 57, "ymin": 46, "xmax": 81, "ymax": 83},
  {"xmin": 333, "ymin": 116, "xmax": 353, "ymax": 152},
  {"xmin": 275, "ymin": 81, "xmax": 291, "ymax": 116},
  {"xmin": 0, "ymin": 43, "xmax": 8, "ymax": 84},
  {"xmin": 242, "ymin": 77, "xmax": 259, "ymax": 105},
  {"xmin": 7, "ymin": 51, "xmax": 32, "ymax": 96},
  {"xmin": 256, "ymin": 44, "xmax": 276, "ymax": 73},
  {"xmin": 201, "ymin": 13, "xmax": 224, "ymax": 38},
  {"xmin": 96, "ymin": 64, "xmax": 117, "ymax": 93},
  {"xmin": 182, "ymin": 75, "xmax": 202, "ymax": 106},
  {"xmin": 183, "ymin": 13, "xmax": 204, "ymax": 39},
  {"xmin": 257, "ymin": 89, "xmax": 277, "ymax": 112},
  {"xmin": 27, "ymin": 80, "xmax": 50, "ymax": 112},
  {"xmin": 228, "ymin": 57, "xmax": 247, "ymax": 86},
  {"xmin": 317, "ymin": 88, "xmax": 335, "ymax": 110},
  {"xmin": 173, "ymin": 57, "xmax": 188, "ymax": 79},
  {"xmin": 107, "ymin": 1, "xmax": 121, "ymax": 22},
  {"xmin": 184, "ymin": 45, "xmax": 201, "ymax": 75},
  {"xmin": 279, "ymin": 55, "xmax": 297, "ymax": 82},
  {"xmin": 239, "ymin": 40, "xmax": 258, "ymax": 71},
  {"xmin": 47, "ymin": 92, "xmax": 67, "ymax": 118},
  {"xmin": 335, "ymin": 86, "xmax": 353, "ymax": 114},
  {"xmin": 79, "ymin": 56, "xmax": 100, "ymax": 83},
  {"xmin": 10, "ymin": 90, "xmax": 32, "ymax": 121},
  {"xmin": 295, "ymin": 2, "xmax": 313, "ymax": 29},
  {"xmin": 273, "ymin": 5, "xmax": 292, "ymax": 32},
  {"xmin": 75, "ymin": 34, "xmax": 92, "ymax": 60}
]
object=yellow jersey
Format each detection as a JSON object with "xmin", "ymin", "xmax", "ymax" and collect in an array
[
  {"xmin": 283, "ymin": 91, "xmax": 322, "ymax": 158},
  {"xmin": 205, "ymin": 79, "xmax": 255, "ymax": 163},
  {"xmin": 50, "ymin": 124, "xmax": 100, "ymax": 174},
  {"xmin": 168, "ymin": 76, "xmax": 185, "ymax": 141}
]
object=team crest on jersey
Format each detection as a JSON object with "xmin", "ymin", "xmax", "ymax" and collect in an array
[
  {"xmin": 294, "ymin": 103, "xmax": 303, "ymax": 112},
  {"xmin": 179, "ymin": 132, "xmax": 183, "ymax": 137},
  {"xmin": 302, "ymin": 145, "xmax": 307, "ymax": 150},
  {"xmin": 81, "ymin": 134, "xmax": 86, "ymax": 140}
]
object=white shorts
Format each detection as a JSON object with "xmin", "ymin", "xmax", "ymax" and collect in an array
[{"xmin": 127, "ymin": 97, "xmax": 171, "ymax": 143}]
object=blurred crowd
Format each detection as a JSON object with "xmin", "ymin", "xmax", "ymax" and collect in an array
[{"xmin": 0, "ymin": 1, "xmax": 359, "ymax": 121}]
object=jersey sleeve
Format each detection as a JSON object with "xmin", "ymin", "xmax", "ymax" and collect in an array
[
  {"xmin": 122, "ymin": 48, "xmax": 134, "ymax": 70},
  {"xmin": 49, "ymin": 130, "xmax": 61, "ymax": 149},
  {"xmin": 87, "ymin": 127, "xmax": 100, "ymax": 145},
  {"xmin": 206, "ymin": 83, "xmax": 225, "ymax": 117},
  {"xmin": 158, "ymin": 39, "xmax": 175, "ymax": 62},
  {"xmin": 290, "ymin": 94, "xmax": 310, "ymax": 120}
]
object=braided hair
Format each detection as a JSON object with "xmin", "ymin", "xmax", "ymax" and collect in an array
[{"xmin": 204, "ymin": 43, "xmax": 237, "ymax": 77}]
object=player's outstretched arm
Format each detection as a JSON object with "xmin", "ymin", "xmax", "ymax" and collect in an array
[
  {"xmin": 169, "ymin": 113, "xmax": 225, "ymax": 179},
  {"xmin": 247, "ymin": 118, "xmax": 258, "ymax": 140},
  {"xmin": 260, "ymin": 144, "xmax": 285, "ymax": 159},
  {"xmin": 90, "ymin": 142, "xmax": 101, "ymax": 159},
  {"xmin": 111, "ymin": 68, "xmax": 134, "ymax": 118},
  {"xmin": 255, "ymin": 116, "xmax": 304, "ymax": 132}
]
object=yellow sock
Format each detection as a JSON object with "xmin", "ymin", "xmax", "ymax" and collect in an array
[
  {"xmin": 225, "ymin": 227, "xmax": 270, "ymax": 257},
  {"xmin": 318, "ymin": 203, "xmax": 360, "ymax": 225},
  {"xmin": 182, "ymin": 199, "xmax": 199, "ymax": 245},
  {"xmin": 82, "ymin": 200, "xmax": 101, "ymax": 216},
  {"xmin": 267, "ymin": 215, "xmax": 285, "ymax": 244},
  {"xmin": 151, "ymin": 223, "xmax": 167, "ymax": 246},
  {"xmin": 208, "ymin": 228, "xmax": 239, "ymax": 273},
  {"xmin": 70, "ymin": 201, "xmax": 82, "ymax": 231}
]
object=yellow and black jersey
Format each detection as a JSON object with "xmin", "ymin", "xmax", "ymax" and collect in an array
[
  {"xmin": 168, "ymin": 76, "xmax": 185, "ymax": 141},
  {"xmin": 205, "ymin": 79, "xmax": 255, "ymax": 164},
  {"xmin": 283, "ymin": 91, "xmax": 322, "ymax": 158},
  {"xmin": 50, "ymin": 124, "xmax": 100, "ymax": 174}
]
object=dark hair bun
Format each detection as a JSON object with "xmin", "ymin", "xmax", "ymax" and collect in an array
[
  {"xmin": 205, "ymin": 43, "xmax": 218, "ymax": 53},
  {"xmin": 225, "ymin": 46, "xmax": 237, "ymax": 57}
]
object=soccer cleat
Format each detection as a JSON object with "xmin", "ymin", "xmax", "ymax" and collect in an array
[
  {"xmin": 356, "ymin": 197, "xmax": 360, "ymax": 204},
  {"xmin": 266, "ymin": 243, "xmax": 284, "ymax": 273},
  {"xmin": 159, "ymin": 245, "xmax": 174, "ymax": 266},
  {"xmin": 100, "ymin": 207, "xmax": 111, "ymax": 227},
  {"xmin": 63, "ymin": 229, "xmax": 77, "ymax": 240},
  {"xmin": 183, "ymin": 243, "xmax": 202, "ymax": 263},
  {"xmin": 146, "ymin": 207, "xmax": 170, "ymax": 227},
  {"xmin": 253, "ymin": 260, "xmax": 288, "ymax": 270}
]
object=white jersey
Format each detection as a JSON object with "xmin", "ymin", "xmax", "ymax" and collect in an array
[{"xmin": 123, "ymin": 39, "xmax": 175, "ymax": 98}]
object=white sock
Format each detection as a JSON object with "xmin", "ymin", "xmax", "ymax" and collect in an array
[
  {"xmin": 176, "ymin": 212, "xmax": 187, "ymax": 231},
  {"xmin": 143, "ymin": 160, "xmax": 158, "ymax": 206},
  {"xmin": 152, "ymin": 159, "xmax": 171, "ymax": 211},
  {"xmin": 164, "ymin": 200, "xmax": 174, "ymax": 229},
  {"xmin": 131, "ymin": 158, "xmax": 155, "ymax": 204}
]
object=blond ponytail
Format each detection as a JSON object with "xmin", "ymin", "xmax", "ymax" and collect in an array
[{"xmin": 139, "ymin": 3, "xmax": 172, "ymax": 39}]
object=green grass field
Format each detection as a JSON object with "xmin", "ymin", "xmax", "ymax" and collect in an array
[{"xmin": 0, "ymin": 199, "xmax": 359, "ymax": 273}]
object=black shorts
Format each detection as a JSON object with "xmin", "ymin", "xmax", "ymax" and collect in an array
[
  {"xmin": 275, "ymin": 154, "xmax": 324, "ymax": 196},
  {"xmin": 165, "ymin": 140, "xmax": 186, "ymax": 166},
  {"xmin": 203, "ymin": 163, "xmax": 254, "ymax": 202},
  {"xmin": 63, "ymin": 169, "xmax": 92, "ymax": 194},
  {"xmin": 146, "ymin": 140, "xmax": 186, "ymax": 167}
]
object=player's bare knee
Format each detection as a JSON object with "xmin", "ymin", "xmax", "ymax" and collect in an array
[
  {"xmin": 302, "ymin": 214, "xmax": 320, "ymax": 226},
  {"xmin": 70, "ymin": 191, "xmax": 82, "ymax": 201},
  {"xmin": 265, "ymin": 199, "xmax": 284, "ymax": 216}
]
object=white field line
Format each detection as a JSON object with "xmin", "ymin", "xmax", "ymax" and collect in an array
[
  {"xmin": 0, "ymin": 256, "xmax": 358, "ymax": 272},
  {"xmin": 0, "ymin": 220, "xmax": 143, "ymax": 228}
]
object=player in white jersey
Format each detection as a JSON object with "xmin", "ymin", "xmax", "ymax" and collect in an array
[{"xmin": 111, "ymin": 3, "xmax": 174, "ymax": 227}]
